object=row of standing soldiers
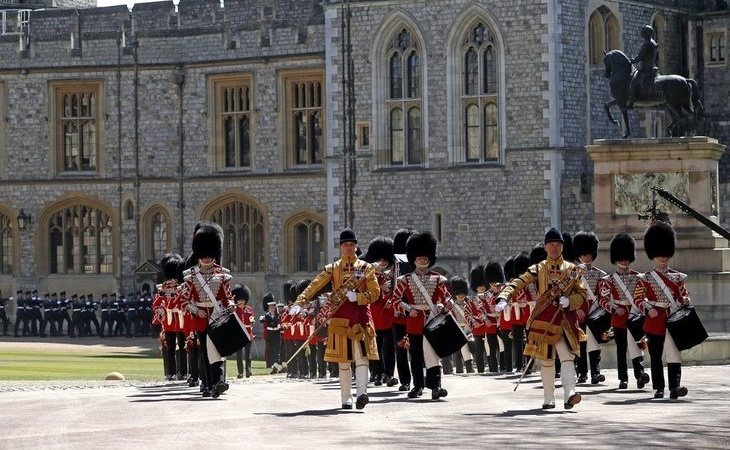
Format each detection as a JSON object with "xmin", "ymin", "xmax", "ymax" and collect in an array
[{"xmin": 0, "ymin": 291, "xmax": 156, "ymax": 338}]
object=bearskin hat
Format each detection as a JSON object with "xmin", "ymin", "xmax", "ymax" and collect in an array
[
  {"xmin": 610, "ymin": 233, "xmax": 636, "ymax": 264},
  {"xmin": 406, "ymin": 231, "xmax": 437, "ymax": 267},
  {"xmin": 363, "ymin": 236, "xmax": 395, "ymax": 265},
  {"xmin": 513, "ymin": 252, "xmax": 530, "ymax": 278},
  {"xmin": 503, "ymin": 256, "xmax": 515, "ymax": 280},
  {"xmin": 393, "ymin": 228, "xmax": 414, "ymax": 254},
  {"xmin": 449, "ymin": 276, "xmax": 469, "ymax": 296},
  {"xmin": 644, "ymin": 221, "xmax": 675, "ymax": 260},
  {"xmin": 160, "ymin": 253, "xmax": 183, "ymax": 281},
  {"xmin": 287, "ymin": 284, "xmax": 298, "ymax": 304},
  {"xmin": 262, "ymin": 292, "xmax": 274, "ymax": 310},
  {"xmin": 484, "ymin": 262, "xmax": 505, "ymax": 285},
  {"xmin": 573, "ymin": 231, "xmax": 599, "ymax": 261},
  {"xmin": 191, "ymin": 221, "xmax": 223, "ymax": 261},
  {"xmin": 469, "ymin": 265, "xmax": 487, "ymax": 291},
  {"xmin": 530, "ymin": 244, "xmax": 547, "ymax": 265},
  {"xmin": 296, "ymin": 279, "xmax": 311, "ymax": 296},
  {"xmin": 562, "ymin": 232, "xmax": 575, "ymax": 262},
  {"xmin": 231, "ymin": 284, "xmax": 250, "ymax": 302}
]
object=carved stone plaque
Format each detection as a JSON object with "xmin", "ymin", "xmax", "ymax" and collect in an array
[{"xmin": 614, "ymin": 172, "xmax": 689, "ymax": 215}]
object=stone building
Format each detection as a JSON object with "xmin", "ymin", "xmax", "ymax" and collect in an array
[{"xmin": 0, "ymin": 0, "xmax": 727, "ymax": 324}]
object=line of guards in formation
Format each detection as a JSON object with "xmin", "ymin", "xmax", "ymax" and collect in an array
[
  {"xmin": 260, "ymin": 223, "xmax": 693, "ymax": 408},
  {"xmin": 0, "ymin": 291, "xmax": 156, "ymax": 339},
  {"xmin": 138, "ymin": 219, "xmax": 692, "ymax": 407}
]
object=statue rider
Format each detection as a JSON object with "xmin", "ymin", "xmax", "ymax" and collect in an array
[{"xmin": 627, "ymin": 25, "xmax": 658, "ymax": 109}]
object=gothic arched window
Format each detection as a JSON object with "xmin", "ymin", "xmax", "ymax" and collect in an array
[
  {"xmin": 0, "ymin": 212, "xmax": 13, "ymax": 274},
  {"xmin": 48, "ymin": 204, "xmax": 112, "ymax": 274},
  {"xmin": 589, "ymin": 7, "xmax": 621, "ymax": 65},
  {"xmin": 461, "ymin": 22, "xmax": 500, "ymax": 162},
  {"xmin": 207, "ymin": 200, "xmax": 265, "ymax": 272},
  {"xmin": 387, "ymin": 28, "xmax": 423, "ymax": 165}
]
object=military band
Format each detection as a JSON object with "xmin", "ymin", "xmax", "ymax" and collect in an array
[{"xmin": 0, "ymin": 217, "xmax": 705, "ymax": 410}]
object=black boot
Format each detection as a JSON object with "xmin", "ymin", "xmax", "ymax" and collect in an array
[
  {"xmin": 633, "ymin": 357, "xmax": 649, "ymax": 389},
  {"xmin": 465, "ymin": 360, "xmax": 474, "ymax": 374},
  {"xmin": 211, "ymin": 362, "xmax": 228, "ymax": 398},
  {"xmin": 668, "ymin": 363, "xmax": 687, "ymax": 399},
  {"xmin": 589, "ymin": 350, "xmax": 605, "ymax": 384}
]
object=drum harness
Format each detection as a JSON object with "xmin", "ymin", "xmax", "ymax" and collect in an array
[
  {"xmin": 611, "ymin": 273, "xmax": 640, "ymax": 314},
  {"xmin": 648, "ymin": 271, "xmax": 681, "ymax": 314}
]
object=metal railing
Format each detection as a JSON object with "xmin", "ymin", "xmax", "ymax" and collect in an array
[{"xmin": 1, "ymin": 9, "xmax": 30, "ymax": 36}]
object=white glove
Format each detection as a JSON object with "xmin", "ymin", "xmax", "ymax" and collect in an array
[
  {"xmin": 346, "ymin": 291, "xmax": 357, "ymax": 303},
  {"xmin": 289, "ymin": 305, "xmax": 302, "ymax": 315},
  {"xmin": 495, "ymin": 301, "xmax": 506, "ymax": 314},
  {"xmin": 559, "ymin": 296, "xmax": 570, "ymax": 308}
]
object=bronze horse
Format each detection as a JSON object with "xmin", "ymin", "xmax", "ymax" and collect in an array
[{"xmin": 602, "ymin": 50, "xmax": 702, "ymax": 138}]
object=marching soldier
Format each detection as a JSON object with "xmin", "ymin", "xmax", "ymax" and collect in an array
[
  {"xmin": 447, "ymin": 276, "xmax": 474, "ymax": 374},
  {"xmin": 390, "ymin": 231, "xmax": 452, "ymax": 400},
  {"xmin": 498, "ymin": 228, "xmax": 587, "ymax": 410},
  {"xmin": 574, "ymin": 231, "xmax": 607, "ymax": 384},
  {"xmin": 0, "ymin": 292, "xmax": 9, "ymax": 336},
  {"xmin": 296, "ymin": 228, "xmax": 380, "ymax": 410},
  {"xmin": 87, "ymin": 294, "xmax": 102, "ymax": 337},
  {"xmin": 633, "ymin": 222, "xmax": 690, "ymax": 400},
  {"xmin": 465, "ymin": 266, "xmax": 488, "ymax": 373},
  {"xmin": 598, "ymin": 233, "xmax": 650, "ymax": 390},
  {"xmin": 58, "ymin": 292, "xmax": 72, "ymax": 336},
  {"xmin": 70, "ymin": 294, "xmax": 83, "ymax": 338},
  {"xmin": 261, "ymin": 296, "xmax": 281, "ymax": 371},
  {"xmin": 483, "ymin": 262, "xmax": 505, "ymax": 374},
  {"xmin": 180, "ymin": 222, "xmax": 236, "ymax": 399},
  {"xmin": 99, "ymin": 294, "xmax": 111, "ymax": 337},
  {"xmin": 510, "ymin": 253, "xmax": 532, "ymax": 372},
  {"xmin": 29, "ymin": 290, "xmax": 41, "ymax": 336},
  {"xmin": 39, "ymin": 293, "xmax": 54, "ymax": 338},
  {"xmin": 157, "ymin": 254, "xmax": 185, "ymax": 380},
  {"xmin": 125, "ymin": 293, "xmax": 138, "ymax": 338},
  {"xmin": 362, "ymin": 236, "xmax": 396, "ymax": 386},
  {"xmin": 390, "ymin": 228, "xmax": 414, "ymax": 391},
  {"xmin": 233, "ymin": 284, "xmax": 255, "ymax": 378},
  {"xmin": 13, "ymin": 290, "xmax": 26, "ymax": 337},
  {"xmin": 49, "ymin": 293, "xmax": 61, "ymax": 337}
]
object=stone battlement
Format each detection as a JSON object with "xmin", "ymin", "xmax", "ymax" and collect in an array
[{"xmin": 0, "ymin": 0, "xmax": 324, "ymax": 67}]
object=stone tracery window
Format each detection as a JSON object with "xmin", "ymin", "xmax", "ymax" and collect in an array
[
  {"xmin": 0, "ymin": 212, "xmax": 13, "ymax": 274},
  {"xmin": 461, "ymin": 22, "xmax": 500, "ymax": 162},
  {"xmin": 48, "ymin": 204, "xmax": 112, "ymax": 274},
  {"xmin": 589, "ymin": 7, "xmax": 620, "ymax": 65},
  {"xmin": 207, "ymin": 200, "xmax": 265, "ymax": 272},
  {"xmin": 291, "ymin": 218, "xmax": 324, "ymax": 273},
  {"xmin": 386, "ymin": 28, "xmax": 423, "ymax": 165}
]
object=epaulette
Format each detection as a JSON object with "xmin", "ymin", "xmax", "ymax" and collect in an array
[
  {"xmin": 155, "ymin": 284, "xmax": 163, "ymax": 291},
  {"xmin": 324, "ymin": 263, "xmax": 334, "ymax": 273}
]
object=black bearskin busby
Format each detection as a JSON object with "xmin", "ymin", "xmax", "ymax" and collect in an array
[
  {"xmin": 503, "ymin": 256, "xmax": 515, "ymax": 280},
  {"xmin": 191, "ymin": 221, "xmax": 223, "ymax": 262},
  {"xmin": 513, "ymin": 252, "xmax": 530, "ymax": 278},
  {"xmin": 406, "ymin": 231, "xmax": 437, "ymax": 267},
  {"xmin": 393, "ymin": 228, "xmax": 414, "ymax": 254},
  {"xmin": 644, "ymin": 222, "xmax": 676, "ymax": 260},
  {"xmin": 562, "ymin": 232, "xmax": 575, "ymax": 262},
  {"xmin": 469, "ymin": 265, "xmax": 487, "ymax": 292},
  {"xmin": 296, "ymin": 279, "xmax": 311, "ymax": 296},
  {"xmin": 160, "ymin": 253, "xmax": 183, "ymax": 281},
  {"xmin": 610, "ymin": 233, "xmax": 636, "ymax": 264},
  {"xmin": 483, "ymin": 262, "xmax": 505, "ymax": 285},
  {"xmin": 287, "ymin": 284, "xmax": 298, "ymax": 304},
  {"xmin": 232, "ymin": 284, "xmax": 250, "ymax": 302},
  {"xmin": 363, "ymin": 236, "xmax": 395, "ymax": 266},
  {"xmin": 449, "ymin": 276, "xmax": 469, "ymax": 296},
  {"xmin": 573, "ymin": 231, "xmax": 599, "ymax": 261},
  {"xmin": 530, "ymin": 244, "xmax": 547, "ymax": 265}
]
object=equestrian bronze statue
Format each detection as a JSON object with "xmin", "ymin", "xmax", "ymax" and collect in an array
[{"xmin": 603, "ymin": 25, "xmax": 703, "ymax": 138}]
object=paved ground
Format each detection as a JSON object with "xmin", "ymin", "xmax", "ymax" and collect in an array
[{"xmin": 1, "ymin": 365, "xmax": 728, "ymax": 449}]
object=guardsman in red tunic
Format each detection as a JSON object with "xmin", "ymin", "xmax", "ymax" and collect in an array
[
  {"xmin": 362, "ymin": 236, "xmax": 396, "ymax": 387},
  {"xmin": 156, "ymin": 254, "xmax": 185, "ymax": 381},
  {"xmin": 498, "ymin": 228, "xmax": 587, "ymax": 410},
  {"xmin": 483, "ymin": 263, "xmax": 505, "ymax": 374},
  {"xmin": 633, "ymin": 222, "xmax": 690, "ymax": 400},
  {"xmin": 296, "ymin": 228, "xmax": 380, "ymax": 410},
  {"xmin": 447, "ymin": 276, "xmax": 474, "ymax": 374},
  {"xmin": 466, "ymin": 266, "xmax": 489, "ymax": 373},
  {"xmin": 390, "ymin": 231, "xmax": 453, "ymax": 400},
  {"xmin": 499, "ymin": 258, "xmax": 515, "ymax": 373},
  {"xmin": 510, "ymin": 253, "xmax": 532, "ymax": 372},
  {"xmin": 179, "ymin": 222, "xmax": 235, "ymax": 398},
  {"xmin": 598, "ymin": 233, "xmax": 649, "ymax": 390},
  {"xmin": 233, "ymin": 285, "xmax": 254, "ymax": 378},
  {"xmin": 389, "ymin": 228, "xmax": 415, "ymax": 391},
  {"xmin": 573, "ymin": 231, "xmax": 608, "ymax": 385}
]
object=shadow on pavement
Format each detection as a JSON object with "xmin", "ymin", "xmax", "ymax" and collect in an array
[{"xmin": 256, "ymin": 408, "xmax": 356, "ymax": 417}]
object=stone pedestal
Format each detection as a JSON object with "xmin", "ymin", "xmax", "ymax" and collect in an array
[{"xmin": 587, "ymin": 136, "xmax": 729, "ymax": 273}]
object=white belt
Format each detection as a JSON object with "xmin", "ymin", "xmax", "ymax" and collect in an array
[{"xmin": 647, "ymin": 301, "xmax": 670, "ymax": 308}]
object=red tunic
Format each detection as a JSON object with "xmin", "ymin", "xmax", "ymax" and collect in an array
[
  {"xmin": 235, "ymin": 303, "xmax": 255, "ymax": 338},
  {"xmin": 464, "ymin": 296, "xmax": 487, "ymax": 336},
  {"xmin": 634, "ymin": 268, "xmax": 690, "ymax": 335},
  {"xmin": 179, "ymin": 263, "xmax": 234, "ymax": 333},
  {"xmin": 391, "ymin": 271, "xmax": 451, "ymax": 335},
  {"xmin": 371, "ymin": 271, "xmax": 394, "ymax": 331},
  {"xmin": 511, "ymin": 289, "xmax": 530, "ymax": 326}
]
